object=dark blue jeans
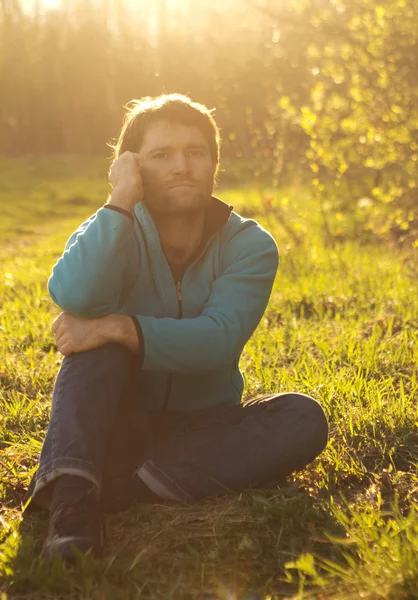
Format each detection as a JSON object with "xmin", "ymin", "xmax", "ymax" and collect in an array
[{"xmin": 31, "ymin": 344, "xmax": 328, "ymax": 508}]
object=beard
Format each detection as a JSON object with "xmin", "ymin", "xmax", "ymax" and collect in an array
[{"xmin": 143, "ymin": 184, "xmax": 213, "ymax": 218}]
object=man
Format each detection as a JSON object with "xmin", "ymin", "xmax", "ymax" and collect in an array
[{"xmin": 28, "ymin": 94, "xmax": 328, "ymax": 561}]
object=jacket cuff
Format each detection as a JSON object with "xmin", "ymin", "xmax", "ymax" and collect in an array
[
  {"xmin": 103, "ymin": 204, "xmax": 134, "ymax": 222},
  {"xmin": 130, "ymin": 315, "xmax": 145, "ymax": 367}
]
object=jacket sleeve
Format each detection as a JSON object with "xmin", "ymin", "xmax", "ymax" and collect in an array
[
  {"xmin": 135, "ymin": 225, "xmax": 279, "ymax": 373},
  {"xmin": 48, "ymin": 207, "xmax": 139, "ymax": 318}
]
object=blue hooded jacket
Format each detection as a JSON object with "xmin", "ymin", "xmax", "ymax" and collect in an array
[{"xmin": 48, "ymin": 197, "xmax": 279, "ymax": 411}]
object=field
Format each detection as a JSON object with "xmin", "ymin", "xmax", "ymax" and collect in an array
[{"xmin": 0, "ymin": 157, "xmax": 417, "ymax": 599}]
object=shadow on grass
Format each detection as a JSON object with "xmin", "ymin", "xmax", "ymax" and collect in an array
[{"xmin": 1, "ymin": 483, "xmax": 348, "ymax": 600}]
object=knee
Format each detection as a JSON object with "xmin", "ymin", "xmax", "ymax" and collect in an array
[
  {"xmin": 66, "ymin": 342, "xmax": 131, "ymax": 361},
  {"xmin": 60, "ymin": 343, "xmax": 134, "ymax": 378},
  {"xmin": 269, "ymin": 392, "xmax": 328, "ymax": 455}
]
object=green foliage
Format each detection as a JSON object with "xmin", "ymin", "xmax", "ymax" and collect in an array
[
  {"xmin": 275, "ymin": 0, "xmax": 418, "ymax": 244},
  {"xmin": 0, "ymin": 159, "xmax": 418, "ymax": 599}
]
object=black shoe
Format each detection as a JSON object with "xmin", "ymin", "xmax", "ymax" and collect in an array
[{"xmin": 44, "ymin": 476, "xmax": 105, "ymax": 562}]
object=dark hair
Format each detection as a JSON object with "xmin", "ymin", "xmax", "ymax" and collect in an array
[{"xmin": 109, "ymin": 94, "xmax": 221, "ymax": 170}]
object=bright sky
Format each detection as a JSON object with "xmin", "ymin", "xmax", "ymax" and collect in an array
[
  {"xmin": 22, "ymin": 0, "xmax": 189, "ymax": 10},
  {"xmin": 42, "ymin": 0, "xmax": 60, "ymax": 7},
  {"xmin": 25, "ymin": 0, "xmax": 61, "ymax": 9},
  {"xmin": 20, "ymin": 0, "xmax": 255, "ymax": 34}
]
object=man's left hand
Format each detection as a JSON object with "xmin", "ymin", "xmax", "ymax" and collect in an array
[{"xmin": 52, "ymin": 313, "xmax": 108, "ymax": 356}]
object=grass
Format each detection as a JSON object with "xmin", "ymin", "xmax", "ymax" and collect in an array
[{"xmin": 0, "ymin": 156, "xmax": 417, "ymax": 599}]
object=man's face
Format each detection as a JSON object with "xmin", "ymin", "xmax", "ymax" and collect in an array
[{"xmin": 138, "ymin": 120, "xmax": 216, "ymax": 217}]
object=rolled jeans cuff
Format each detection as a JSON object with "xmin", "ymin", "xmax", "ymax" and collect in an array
[
  {"xmin": 33, "ymin": 458, "xmax": 101, "ymax": 508},
  {"xmin": 137, "ymin": 460, "xmax": 194, "ymax": 504}
]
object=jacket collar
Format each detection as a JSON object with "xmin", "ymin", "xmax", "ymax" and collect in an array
[
  {"xmin": 136, "ymin": 195, "xmax": 233, "ymax": 244},
  {"xmin": 203, "ymin": 196, "xmax": 234, "ymax": 241}
]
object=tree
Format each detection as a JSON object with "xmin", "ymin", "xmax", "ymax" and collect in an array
[{"xmin": 258, "ymin": 0, "xmax": 418, "ymax": 244}]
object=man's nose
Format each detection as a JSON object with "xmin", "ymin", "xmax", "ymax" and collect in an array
[{"xmin": 172, "ymin": 152, "xmax": 190, "ymax": 175}]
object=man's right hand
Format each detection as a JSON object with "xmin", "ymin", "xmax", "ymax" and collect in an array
[{"xmin": 107, "ymin": 151, "xmax": 143, "ymax": 213}]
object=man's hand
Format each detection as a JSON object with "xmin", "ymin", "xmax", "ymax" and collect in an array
[
  {"xmin": 52, "ymin": 313, "xmax": 139, "ymax": 356},
  {"xmin": 52, "ymin": 313, "xmax": 107, "ymax": 356},
  {"xmin": 107, "ymin": 151, "xmax": 143, "ymax": 213}
]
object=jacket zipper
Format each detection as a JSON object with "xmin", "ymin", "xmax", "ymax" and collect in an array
[
  {"xmin": 161, "ymin": 279, "xmax": 183, "ymax": 411},
  {"xmin": 176, "ymin": 280, "xmax": 183, "ymax": 318}
]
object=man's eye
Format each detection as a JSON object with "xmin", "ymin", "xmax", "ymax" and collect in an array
[
  {"xmin": 189, "ymin": 149, "xmax": 204, "ymax": 157},
  {"xmin": 155, "ymin": 152, "xmax": 169, "ymax": 159}
]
